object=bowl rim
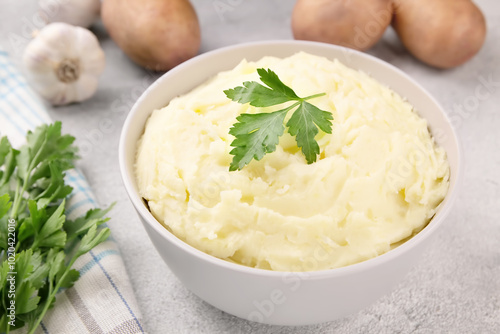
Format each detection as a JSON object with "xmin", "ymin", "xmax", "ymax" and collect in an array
[{"xmin": 119, "ymin": 39, "xmax": 463, "ymax": 279}]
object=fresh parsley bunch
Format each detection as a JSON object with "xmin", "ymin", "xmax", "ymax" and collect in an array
[
  {"xmin": 0, "ymin": 122, "xmax": 111, "ymax": 334},
  {"xmin": 224, "ymin": 68, "xmax": 333, "ymax": 171}
]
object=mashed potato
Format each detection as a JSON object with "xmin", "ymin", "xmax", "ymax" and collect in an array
[{"xmin": 135, "ymin": 52, "xmax": 450, "ymax": 271}]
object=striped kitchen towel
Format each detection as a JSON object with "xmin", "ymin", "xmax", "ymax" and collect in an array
[{"xmin": 0, "ymin": 50, "xmax": 145, "ymax": 333}]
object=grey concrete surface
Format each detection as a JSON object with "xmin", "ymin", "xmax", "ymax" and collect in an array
[{"xmin": 1, "ymin": 0, "xmax": 499, "ymax": 333}]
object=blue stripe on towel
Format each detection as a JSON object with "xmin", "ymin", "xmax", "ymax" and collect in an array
[
  {"xmin": 0, "ymin": 106, "xmax": 26, "ymax": 136},
  {"xmin": 40, "ymin": 321, "xmax": 49, "ymax": 334},
  {"xmin": 0, "ymin": 54, "xmax": 48, "ymax": 125},
  {"xmin": 66, "ymin": 198, "xmax": 95, "ymax": 216},
  {"xmin": 90, "ymin": 250, "xmax": 145, "ymax": 333},
  {"xmin": 79, "ymin": 249, "xmax": 120, "ymax": 276},
  {"xmin": 66, "ymin": 173, "xmax": 97, "ymax": 206},
  {"xmin": 1, "ymin": 91, "xmax": 37, "ymax": 129}
]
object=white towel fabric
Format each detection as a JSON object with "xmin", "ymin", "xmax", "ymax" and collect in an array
[{"xmin": 0, "ymin": 49, "xmax": 145, "ymax": 334}]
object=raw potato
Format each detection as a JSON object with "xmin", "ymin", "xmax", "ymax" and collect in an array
[
  {"xmin": 102, "ymin": 0, "xmax": 200, "ymax": 71},
  {"xmin": 292, "ymin": 0, "xmax": 393, "ymax": 51},
  {"xmin": 392, "ymin": 0, "xmax": 486, "ymax": 69}
]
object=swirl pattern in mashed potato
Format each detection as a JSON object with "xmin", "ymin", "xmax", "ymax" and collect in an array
[{"xmin": 135, "ymin": 52, "xmax": 450, "ymax": 272}]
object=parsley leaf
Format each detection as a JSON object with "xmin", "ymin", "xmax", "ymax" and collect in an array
[
  {"xmin": 224, "ymin": 68, "xmax": 333, "ymax": 170},
  {"xmin": 224, "ymin": 68, "xmax": 300, "ymax": 107},
  {"xmin": 286, "ymin": 101, "xmax": 333, "ymax": 164},
  {"xmin": 0, "ymin": 137, "xmax": 11, "ymax": 167},
  {"xmin": 228, "ymin": 108, "xmax": 288, "ymax": 171},
  {"xmin": 64, "ymin": 204, "xmax": 113, "ymax": 242},
  {"xmin": 0, "ymin": 194, "xmax": 10, "ymax": 219}
]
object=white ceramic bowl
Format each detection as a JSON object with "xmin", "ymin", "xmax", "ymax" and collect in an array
[{"xmin": 119, "ymin": 40, "xmax": 462, "ymax": 326}]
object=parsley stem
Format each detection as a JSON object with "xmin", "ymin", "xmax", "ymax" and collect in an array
[
  {"xmin": 5, "ymin": 319, "xmax": 10, "ymax": 334},
  {"xmin": 9, "ymin": 178, "xmax": 22, "ymax": 220},
  {"xmin": 27, "ymin": 254, "xmax": 79, "ymax": 334},
  {"xmin": 9, "ymin": 138, "xmax": 46, "ymax": 220},
  {"xmin": 302, "ymin": 92, "xmax": 326, "ymax": 101}
]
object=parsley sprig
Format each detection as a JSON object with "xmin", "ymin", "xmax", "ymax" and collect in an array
[
  {"xmin": 224, "ymin": 68, "xmax": 333, "ymax": 171},
  {"xmin": 0, "ymin": 122, "xmax": 111, "ymax": 334}
]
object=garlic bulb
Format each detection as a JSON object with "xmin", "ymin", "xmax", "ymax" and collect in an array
[
  {"xmin": 23, "ymin": 22, "xmax": 105, "ymax": 106},
  {"xmin": 39, "ymin": 0, "xmax": 101, "ymax": 28}
]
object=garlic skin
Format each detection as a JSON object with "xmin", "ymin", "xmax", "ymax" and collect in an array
[
  {"xmin": 39, "ymin": 0, "xmax": 101, "ymax": 28},
  {"xmin": 23, "ymin": 22, "xmax": 105, "ymax": 106}
]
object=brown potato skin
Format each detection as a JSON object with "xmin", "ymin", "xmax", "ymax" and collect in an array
[
  {"xmin": 292, "ymin": 0, "xmax": 394, "ymax": 51},
  {"xmin": 392, "ymin": 0, "xmax": 486, "ymax": 69},
  {"xmin": 102, "ymin": 0, "xmax": 201, "ymax": 71}
]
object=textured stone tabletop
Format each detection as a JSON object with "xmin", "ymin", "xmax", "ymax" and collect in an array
[{"xmin": 1, "ymin": 0, "xmax": 499, "ymax": 333}]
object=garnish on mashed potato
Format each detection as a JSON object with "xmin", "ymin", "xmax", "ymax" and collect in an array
[
  {"xmin": 135, "ymin": 52, "xmax": 450, "ymax": 272},
  {"xmin": 224, "ymin": 68, "xmax": 332, "ymax": 171}
]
